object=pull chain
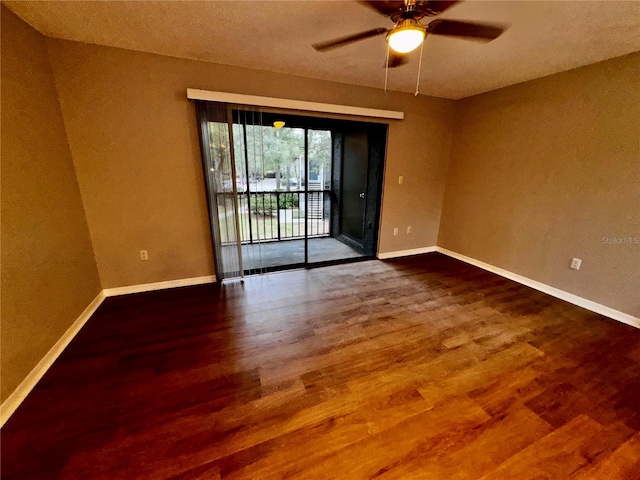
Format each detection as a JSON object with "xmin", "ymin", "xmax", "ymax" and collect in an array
[{"xmin": 415, "ymin": 40, "xmax": 425, "ymax": 96}]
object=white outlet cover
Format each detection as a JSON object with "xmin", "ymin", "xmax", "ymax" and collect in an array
[{"xmin": 570, "ymin": 258, "xmax": 582, "ymax": 270}]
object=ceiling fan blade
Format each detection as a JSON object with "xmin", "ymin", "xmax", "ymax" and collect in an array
[
  {"xmin": 313, "ymin": 28, "xmax": 388, "ymax": 52},
  {"xmin": 386, "ymin": 52, "xmax": 409, "ymax": 68},
  {"xmin": 426, "ymin": 19, "xmax": 504, "ymax": 41},
  {"xmin": 358, "ymin": 1, "xmax": 405, "ymax": 18}
]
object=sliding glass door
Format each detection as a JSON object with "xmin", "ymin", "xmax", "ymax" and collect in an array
[{"xmin": 196, "ymin": 102, "xmax": 387, "ymax": 280}]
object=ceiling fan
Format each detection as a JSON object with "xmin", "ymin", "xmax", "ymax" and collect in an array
[{"xmin": 313, "ymin": 0, "xmax": 505, "ymax": 69}]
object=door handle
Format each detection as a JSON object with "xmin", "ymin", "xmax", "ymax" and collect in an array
[{"xmin": 359, "ymin": 193, "xmax": 365, "ymax": 198}]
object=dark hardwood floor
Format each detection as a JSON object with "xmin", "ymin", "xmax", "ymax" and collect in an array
[{"xmin": 2, "ymin": 253, "xmax": 639, "ymax": 479}]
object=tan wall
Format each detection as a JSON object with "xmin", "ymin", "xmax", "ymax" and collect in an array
[
  {"xmin": 45, "ymin": 39, "xmax": 455, "ymax": 288},
  {"xmin": 439, "ymin": 53, "xmax": 640, "ymax": 316},
  {"xmin": 1, "ymin": 8, "xmax": 102, "ymax": 401}
]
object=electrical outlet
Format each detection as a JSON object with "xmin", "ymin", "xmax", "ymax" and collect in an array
[
  {"xmin": 140, "ymin": 250, "xmax": 149, "ymax": 261},
  {"xmin": 570, "ymin": 257, "xmax": 581, "ymax": 270},
  {"xmin": 407, "ymin": 226, "xmax": 412, "ymax": 234},
  {"xmin": 398, "ymin": 176, "xmax": 403, "ymax": 185},
  {"xmin": 393, "ymin": 227, "xmax": 399, "ymax": 236}
]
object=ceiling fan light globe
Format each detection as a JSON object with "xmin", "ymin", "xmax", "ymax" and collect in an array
[{"xmin": 387, "ymin": 27, "xmax": 425, "ymax": 54}]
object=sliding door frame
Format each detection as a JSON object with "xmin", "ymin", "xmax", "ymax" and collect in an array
[{"xmin": 196, "ymin": 102, "xmax": 388, "ymax": 277}]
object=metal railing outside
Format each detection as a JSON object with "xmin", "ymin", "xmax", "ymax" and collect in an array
[{"xmin": 223, "ymin": 191, "xmax": 330, "ymax": 244}]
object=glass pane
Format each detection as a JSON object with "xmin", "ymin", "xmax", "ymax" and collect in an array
[
  {"xmin": 239, "ymin": 118, "xmax": 305, "ymax": 272},
  {"xmin": 308, "ymin": 129, "xmax": 332, "ymax": 190}
]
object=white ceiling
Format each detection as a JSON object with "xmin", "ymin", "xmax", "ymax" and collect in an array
[{"xmin": 4, "ymin": 0, "xmax": 640, "ymax": 99}]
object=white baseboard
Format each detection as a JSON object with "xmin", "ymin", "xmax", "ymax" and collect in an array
[
  {"xmin": 103, "ymin": 275, "xmax": 216, "ymax": 297},
  {"xmin": 436, "ymin": 247, "xmax": 639, "ymax": 329},
  {"xmin": 377, "ymin": 246, "xmax": 438, "ymax": 260},
  {"xmin": 0, "ymin": 291, "xmax": 106, "ymax": 427}
]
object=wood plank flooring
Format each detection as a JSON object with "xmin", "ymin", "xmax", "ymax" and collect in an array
[{"xmin": 2, "ymin": 253, "xmax": 639, "ymax": 479}]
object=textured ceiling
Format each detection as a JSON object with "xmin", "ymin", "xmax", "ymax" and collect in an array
[{"xmin": 4, "ymin": 0, "xmax": 640, "ymax": 99}]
